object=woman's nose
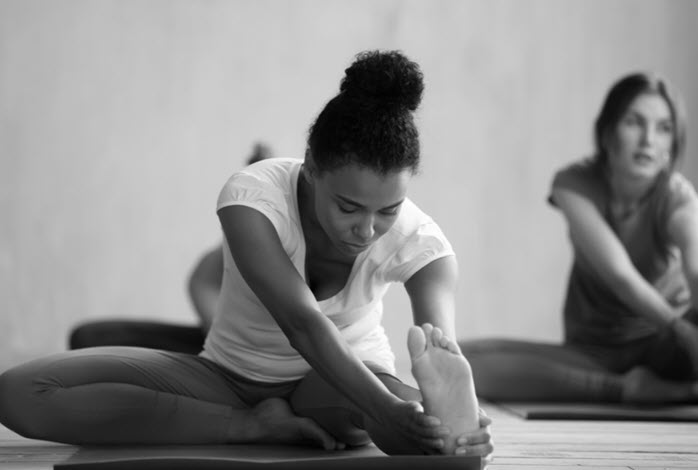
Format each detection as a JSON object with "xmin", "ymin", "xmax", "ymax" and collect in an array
[
  {"xmin": 353, "ymin": 215, "xmax": 375, "ymax": 242},
  {"xmin": 641, "ymin": 124, "xmax": 657, "ymax": 146}
]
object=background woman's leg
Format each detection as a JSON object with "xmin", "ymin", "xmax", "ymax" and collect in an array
[
  {"xmin": 459, "ymin": 339, "xmax": 623, "ymax": 402},
  {"xmin": 639, "ymin": 308, "xmax": 698, "ymax": 385}
]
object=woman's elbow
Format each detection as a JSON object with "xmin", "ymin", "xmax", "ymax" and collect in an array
[
  {"xmin": 602, "ymin": 270, "xmax": 638, "ymax": 298},
  {"xmin": 281, "ymin": 315, "xmax": 323, "ymax": 352}
]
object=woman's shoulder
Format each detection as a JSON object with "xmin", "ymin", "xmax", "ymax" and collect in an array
[
  {"xmin": 232, "ymin": 157, "xmax": 302, "ymax": 187},
  {"xmin": 661, "ymin": 170, "xmax": 698, "ymax": 213},
  {"xmin": 386, "ymin": 198, "xmax": 452, "ymax": 252},
  {"xmin": 370, "ymin": 198, "xmax": 453, "ymax": 282},
  {"xmin": 221, "ymin": 158, "xmax": 301, "ymax": 196},
  {"xmin": 552, "ymin": 156, "xmax": 601, "ymax": 188},
  {"xmin": 217, "ymin": 158, "xmax": 302, "ymax": 212},
  {"xmin": 391, "ymin": 198, "xmax": 437, "ymax": 235},
  {"xmin": 549, "ymin": 156, "xmax": 605, "ymax": 206}
]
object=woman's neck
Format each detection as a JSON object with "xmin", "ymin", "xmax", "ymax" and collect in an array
[
  {"xmin": 297, "ymin": 169, "xmax": 348, "ymax": 261},
  {"xmin": 605, "ymin": 167, "xmax": 659, "ymax": 208},
  {"xmin": 297, "ymin": 169, "xmax": 324, "ymax": 240}
]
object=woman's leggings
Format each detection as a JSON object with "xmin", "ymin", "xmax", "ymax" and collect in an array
[
  {"xmin": 0, "ymin": 347, "xmax": 422, "ymax": 454},
  {"xmin": 458, "ymin": 310, "xmax": 698, "ymax": 402}
]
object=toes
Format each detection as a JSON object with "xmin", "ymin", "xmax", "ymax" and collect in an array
[
  {"xmin": 299, "ymin": 417, "xmax": 338, "ymax": 450},
  {"xmin": 445, "ymin": 338, "xmax": 461, "ymax": 354},
  {"xmin": 407, "ymin": 326, "xmax": 427, "ymax": 359},
  {"xmin": 421, "ymin": 323, "xmax": 434, "ymax": 344},
  {"xmin": 430, "ymin": 326, "xmax": 443, "ymax": 347}
]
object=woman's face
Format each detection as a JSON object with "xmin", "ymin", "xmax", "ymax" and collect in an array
[
  {"xmin": 606, "ymin": 92, "xmax": 674, "ymax": 181},
  {"xmin": 309, "ymin": 163, "xmax": 411, "ymax": 258}
]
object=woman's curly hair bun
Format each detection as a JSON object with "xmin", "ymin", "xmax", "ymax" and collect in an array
[{"xmin": 340, "ymin": 50, "xmax": 424, "ymax": 112}]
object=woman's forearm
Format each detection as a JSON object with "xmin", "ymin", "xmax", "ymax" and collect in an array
[
  {"xmin": 686, "ymin": 277, "xmax": 698, "ymax": 313},
  {"xmin": 611, "ymin": 273, "xmax": 676, "ymax": 326}
]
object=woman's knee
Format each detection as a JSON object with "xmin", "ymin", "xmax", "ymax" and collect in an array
[
  {"xmin": 69, "ymin": 322, "xmax": 111, "ymax": 349},
  {"xmin": 0, "ymin": 364, "xmax": 49, "ymax": 439}
]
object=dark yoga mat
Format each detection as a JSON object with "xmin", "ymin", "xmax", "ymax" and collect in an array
[
  {"xmin": 54, "ymin": 444, "xmax": 481, "ymax": 470},
  {"xmin": 498, "ymin": 402, "xmax": 698, "ymax": 421}
]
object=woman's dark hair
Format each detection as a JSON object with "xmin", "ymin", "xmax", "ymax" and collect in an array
[
  {"xmin": 594, "ymin": 72, "xmax": 686, "ymax": 169},
  {"xmin": 306, "ymin": 50, "xmax": 424, "ymax": 175}
]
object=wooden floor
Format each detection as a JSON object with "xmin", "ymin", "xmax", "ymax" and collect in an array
[{"xmin": 1, "ymin": 402, "xmax": 697, "ymax": 469}]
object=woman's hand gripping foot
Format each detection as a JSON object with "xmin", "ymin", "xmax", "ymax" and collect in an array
[{"xmin": 408, "ymin": 323, "xmax": 493, "ymax": 463}]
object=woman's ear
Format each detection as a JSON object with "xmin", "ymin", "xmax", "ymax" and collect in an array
[
  {"xmin": 600, "ymin": 130, "xmax": 613, "ymax": 157},
  {"xmin": 302, "ymin": 153, "xmax": 316, "ymax": 184}
]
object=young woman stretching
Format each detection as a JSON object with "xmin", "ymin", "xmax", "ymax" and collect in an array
[
  {"xmin": 460, "ymin": 72, "xmax": 698, "ymax": 403},
  {"xmin": 0, "ymin": 50, "xmax": 492, "ymax": 459}
]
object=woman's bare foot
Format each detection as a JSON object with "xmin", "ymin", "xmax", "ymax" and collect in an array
[
  {"xmin": 621, "ymin": 366, "xmax": 698, "ymax": 404},
  {"xmin": 243, "ymin": 397, "xmax": 344, "ymax": 450},
  {"xmin": 407, "ymin": 323, "xmax": 479, "ymax": 455}
]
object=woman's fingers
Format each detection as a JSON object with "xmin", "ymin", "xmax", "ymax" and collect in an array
[
  {"xmin": 455, "ymin": 441, "xmax": 494, "ymax": 457},
  {"xmin": 457, "ymin": 429, "xmax": 491, "ymax": 446}
]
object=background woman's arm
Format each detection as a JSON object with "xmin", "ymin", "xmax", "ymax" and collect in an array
[
  {"xmin": 667, "ymin": 201, "xmax": 698, "ymax": 308},
  {"xmin": 187, "ymin": 244, "xmax": 224, "ymax": 331},
  {"xmin": 552, "ymin": 187, "xmax": 675, "ymax": 326}
]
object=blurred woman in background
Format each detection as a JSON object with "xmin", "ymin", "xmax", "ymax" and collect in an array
[{"xmin": 461, "ymin": 72, "xmax": 698, "ymax": 404}]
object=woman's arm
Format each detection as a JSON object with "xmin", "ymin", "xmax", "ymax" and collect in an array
[
  {"xmin": 552, "ymin": 187, "xmax": 675, "ymax": 326},
  {"xmin": 218, "ymin": 205, "xmax": 441, "ymax": 445},
  {"xmin": 404, "ymin": 256, "xmax": 458, "ymax": 339},
  {"xmin": 667, "ymin": 201, "xmax": 698, "ymax": 307},
  {"xmin": 404, "ymin": 255, "xmax": 494, "ymax": 462},
  {"xmin": 187, "ymin": 245, "xmax": 224, "ymax": 331}
]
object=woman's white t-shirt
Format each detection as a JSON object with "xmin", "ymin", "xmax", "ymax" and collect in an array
[{"xmin": 201, "ymin": 158, "xmax": 455, "ymax": 383}]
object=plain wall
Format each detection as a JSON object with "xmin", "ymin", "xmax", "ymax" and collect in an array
[{"xmin": 2, "ymin": 0, "xmax": 698, "ymax": 378}]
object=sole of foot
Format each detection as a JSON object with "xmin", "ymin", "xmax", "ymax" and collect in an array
[{"xmin": 407, "ymin": 323, "xmax": 479, "ymax": 455}]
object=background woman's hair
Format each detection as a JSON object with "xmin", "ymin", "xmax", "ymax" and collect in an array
[
  {"xmin": 306, "ymin": 50, "xmax": 424, "ymax": 175},
  {"xmin": 593, "ymin": 72, "xmax": 687, "ymax": 169}
]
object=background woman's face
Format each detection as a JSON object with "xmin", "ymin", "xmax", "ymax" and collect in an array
[{"xmin": 607, "ymin": 92, "xmax": 674, "ymax": 181}]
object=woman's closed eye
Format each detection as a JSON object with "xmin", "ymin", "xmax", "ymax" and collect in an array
[
  {"xmin": 380, "ymin": 207, "xmax": 400, "ymax": 216},
  {"xmin": 337, "ymin": 200, "xmax": 402, "ymax": 216},
  {"xmin": 338, "ymin": 203, "xmax": 358, "ymax": 214}
]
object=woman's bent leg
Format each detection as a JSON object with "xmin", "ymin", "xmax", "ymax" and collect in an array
[
  {"xmin": 459, "ymin": 338, "xmax": 623, "ymax": 402},
  {"xmin": 291, "ymin": 328, "xmax": 481, "ymax": 455},
  {"xmin": 0, "ymin": 347, "xmax": 249, "ymax": 445},
  {"xmin": 289, "ymin": 363, "xmax": 424, "ymax": 454}
]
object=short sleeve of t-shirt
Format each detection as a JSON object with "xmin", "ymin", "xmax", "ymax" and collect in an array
[
  {"xmin": 384, "ymin": 220, "xmax": 455, "ymax": 283},
  {"xmin": 662, "ymin": 173, "xmax": 698, "ymax": 215},
  {"xmin": 548, "ymin": 158, "xmax": 605, "ymax": 211},
  {"xmin": 216, "ymin": 172, "xmax": 291, "ymax": 242},
  {"xmin": 657, "ymin": 172, "xmax": 698, "ymax": 240}
]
